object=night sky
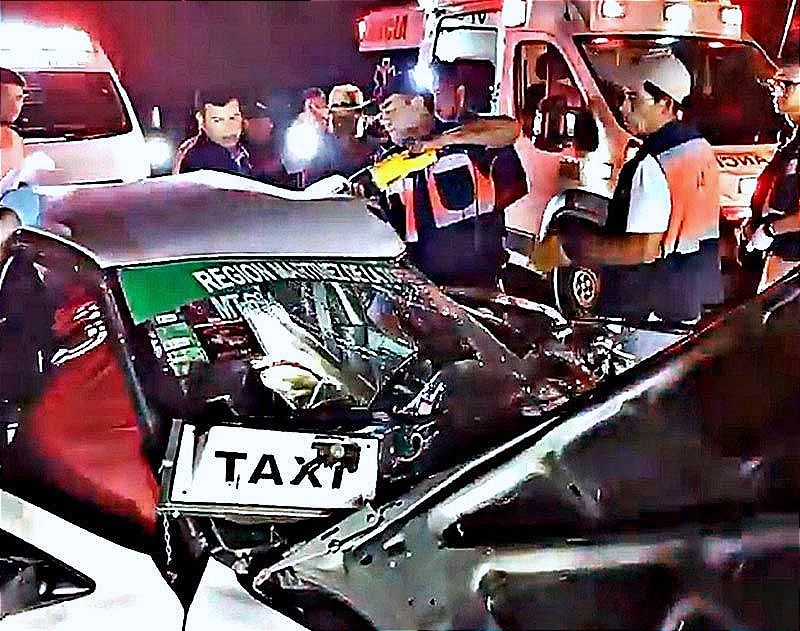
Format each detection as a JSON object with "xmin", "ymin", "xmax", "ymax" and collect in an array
[
  {"xmin": 1, "ymin": 0, "xmax": 796, "ymax": 130},
  {"xmin": 1, "ymin": 0, "xmax": 407, "ymax": 126}
]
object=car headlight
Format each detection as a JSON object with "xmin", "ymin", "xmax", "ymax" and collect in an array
[{"xmin": 144, "ymin": 136, "xmax": 173, "ymax": 169}]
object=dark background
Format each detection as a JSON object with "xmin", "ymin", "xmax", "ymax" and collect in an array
[
  {"xmin": 0, "ymin": 0, "xmax": 409, "ymax": 134},
  {"xmin": 1, "ymin": 0, "xmax": 796, "ymax": 135}
]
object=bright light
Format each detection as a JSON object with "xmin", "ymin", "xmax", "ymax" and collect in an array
[
  {"xmin": 720, "ymin": 5, "xmax": 743, "ymax": 27},
  {"xmin": 150, "ymin": 106, "xmax": 162, "ymax": 129},
  {"xmin": 502, "ymin": 0, "xmax": 528, "ymax": 27},
  {"xmin": 417, "ymin": 0, "xmax": 437, "ymax": 11},
  {"xmin": 655, "ymin": 37, "xmax": 678, "ymax": 45},
  {"xmin": 358, "ymin": 19, "xmax": 367, "ymax": 41},
  {"xmin": 411, "ymin": 62, "xmax": 434, "ymax": 93},
  {"xmin": 592, "ymin": 37, "xmax": 610, "ymax": 44},
  {"xmin": 738, "ymin": 176, "xmax": 758, "ymax": 196},
  {"xmin": 285, "ymin": 122, "xmax": 321, "ymax": 164},
  {"xmin": 564, "ymin": 112, "xmax": 576, "ymax": 136},
  {"xmin": 0, "ymin": 23, "xmax": 94, "ymax": 67},
  {"xmin": 144, "ymin": 137, "xmax": 173, "ymax": 169},
  {"xmin": 664, "ymin": 3, "xmax": 692, "ymax": 29},
  {"xmin": 708, "ymin": 41, "xmax": 726, "ymax": 49},
  {"xmin": 600, "ymin": 0, "xmax": 625, "ymax": 19}
]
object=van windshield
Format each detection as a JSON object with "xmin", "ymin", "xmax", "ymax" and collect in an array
[
  {"xmin": 17, "ymin": 71, "xmax": 133, "ymax": 140},
  {"xmin": 578, "ymin": 36, "xmax": 784, "ymax": 146}
]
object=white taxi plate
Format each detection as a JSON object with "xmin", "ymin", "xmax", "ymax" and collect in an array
[{"xmin": 169, "ymin": 424, "xmax": 379, "ymax": 509}]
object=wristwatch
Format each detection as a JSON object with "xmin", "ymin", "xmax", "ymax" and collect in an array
[{"xmin": 763, "ymin": 221, "xmax": 776, "ymax": 238}]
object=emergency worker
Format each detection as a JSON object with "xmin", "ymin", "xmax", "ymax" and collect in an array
[
  {"xmin": 174, "ymin": 97, "xmax": 251, "ymax": 176},
  {"xmin": 378, "ymin": 61, "xmax": 526, "ymax": 289},
  {"xmin": 555, "ymin": 53, "xmax": 723, "ymax": 324},
  {"xmin": 746, "ymin": 64, "xmax": 800, "ymax": 291},
  {"xmin": 0, "ymin": 67, "xmax": 26, "ymax": 182}
]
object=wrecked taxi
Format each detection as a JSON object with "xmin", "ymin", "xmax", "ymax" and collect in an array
[{"xmin": 1, "ymin": 172, "xmax": 798, "ymax": 629}]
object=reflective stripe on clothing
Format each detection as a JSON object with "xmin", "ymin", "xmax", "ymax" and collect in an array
[
  {"xmin": 623, "ymin": 131, "xmax": 720, "ymax": 254},
  {"xmin": 424, "ymin": 153, "xmax": 496, "ymax": 229},
  {"xmin": 401, "ymin": 152, "xmax": 496, "ymax": 243},
  {"xmin": 657, "ymin": 137, "xmax": 720, "ymax": 254}
]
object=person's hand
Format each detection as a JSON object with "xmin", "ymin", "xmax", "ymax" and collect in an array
[
  {"xmin": 378, "ymin": 94, "xmax": 434, "ymax": 146},
  {"xmin": 746, "ymin": 223, "xmax": 774, "ymax": 252}
]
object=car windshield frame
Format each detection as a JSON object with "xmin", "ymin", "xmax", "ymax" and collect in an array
[
  {"xmin": 575, "ymin": 35, "xmax": 783, "ymax": 146},
  {"xmin": 114, "ymin": 256, "xmax": 503, "ymax": 416},
  {"xmin": 17, "ymin": 70, "xmax": 133, "ymax": 141}
]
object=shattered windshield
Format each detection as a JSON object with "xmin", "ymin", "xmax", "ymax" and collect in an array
[
  {"xmin": 120, "ymin": 258, "xmax": 500, "ymax": 415},
  {"xmin": 578, "ymin": 36, "xmax": 783, "ymax": 145}
]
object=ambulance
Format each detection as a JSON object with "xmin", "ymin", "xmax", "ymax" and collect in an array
[
  {"xmin": 0, "ymin": 22, "xmax": 150, "ymax": 185},
  {"xmin": 361, "ymin": 0, "xmax": 784, "ymax": 311}
]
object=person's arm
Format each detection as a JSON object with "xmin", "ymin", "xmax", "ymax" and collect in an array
[
  {"xmin": 555, "ymin": 153, "xmax": 670, "ymax": 266},
  {"xmin": 556, "ymin": 217, "xmax": 663, "ymax": 266},
  {"xmin": 0, "ymin": 127, "xmax": 25, "ymax": 185},
  {"xmin": 771, "ymin": 212, "xmax": 800, "ymax": 234},
  {"xmin": 749, "ymin": 211, "xmax": 800, "ymax": 251},
  {"xmin": 173, "ymin": 136, "xmax": 198, "ymax": 174},
  {"xmin": 1, "ymin": 207, "xmax": 21, "ymax": 259},
  {"xmin": 410, "ymin": 116, "xmax": 521, "ymax": 151}
]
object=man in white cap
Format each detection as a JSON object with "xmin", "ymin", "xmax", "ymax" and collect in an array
[
  {"xmin": 746, "ymin": 64, "xmax": 800, "ymax": 290},
  {"xmin": 555, "ymin": 51, "xmax": 722, "ymax": 324}
]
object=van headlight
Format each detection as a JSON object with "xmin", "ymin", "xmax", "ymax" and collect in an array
[{"xmin": 144, "ymin": 136, "xmax": 173, "ymax": 169}]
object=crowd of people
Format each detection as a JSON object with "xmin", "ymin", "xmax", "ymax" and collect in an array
[
  {"xmin": 171, "ymin": 83, "xmax": 381, "ymax": 188},
  {"xmin": 2, "ymin": 56, "xmax": 799, "ymax": 319}
]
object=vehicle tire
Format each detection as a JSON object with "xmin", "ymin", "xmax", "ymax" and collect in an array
[{"xmin": 553, "ymin": 265, "xmax": 601, "ymax": 318}]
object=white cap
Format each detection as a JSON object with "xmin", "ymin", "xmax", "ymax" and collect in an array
[
  {"xmin": 593, "ymin": 50, "xmax": 692, "ymax": 106},
  {"xmin": 328, "ymin": 84, "xmax": 366, "ymax": 110}
]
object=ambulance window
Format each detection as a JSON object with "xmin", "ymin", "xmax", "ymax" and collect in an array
[
  {"xmin": 515, "ymin": 43, "xmax": 582, "ymax": 138},
  {"xmin": 17, "ymin": 71, "xmax": 132, "ymax": 140}
]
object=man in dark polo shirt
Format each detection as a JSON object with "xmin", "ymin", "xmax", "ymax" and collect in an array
[{"xmin": 174, "ymin": 97, "xmax": 251, "ymax": 176}]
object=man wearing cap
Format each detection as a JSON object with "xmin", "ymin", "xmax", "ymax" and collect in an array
[
  {"xmin": 328, "ymin": 84, "xmax": 376, "ymax": 176},
  {"xmin": 244, "ymin": 100, "xmax": 289, "ymax": 186},
  {"xmin": 555, "ymin": 53, "xmax": 722, "ymax": 324},
  {"xmin": 174, "ymin": 97, "xmax": 252, "ymax": 177},
  {"xmin": 746, "ymin": 64, "xmax": 800, "ymax": 291}
]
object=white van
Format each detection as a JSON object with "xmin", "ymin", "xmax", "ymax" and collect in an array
[{"xmin": 0, "ymin": 22, "xmax": 150, "ymax": 185}]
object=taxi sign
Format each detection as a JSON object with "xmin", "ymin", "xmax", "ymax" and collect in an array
[{"xmin": 167, "ymin": 424, "xmax": 380, "ymax": 511}]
